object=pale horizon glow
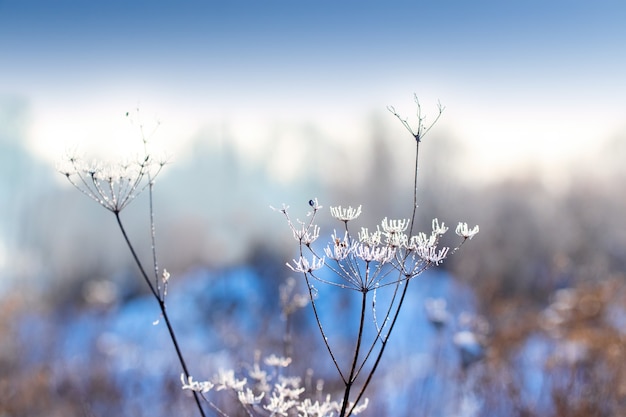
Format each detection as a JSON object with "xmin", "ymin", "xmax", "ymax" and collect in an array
[
  {"xmin": 22, "ymin": 91, "xmax": 624, "ymax": 187},
  {"xmin": 3, "ymin": 1, "xmax": 626, "ymax": 187}
]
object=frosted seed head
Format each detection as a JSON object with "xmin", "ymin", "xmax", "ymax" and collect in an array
[
  {"xmin": 330, "ymin": 205, "xmax": 362, "ymax": 222},
  {"xmin": 455, "ymin": 222, "xmax": 480, "ymax": 239}
]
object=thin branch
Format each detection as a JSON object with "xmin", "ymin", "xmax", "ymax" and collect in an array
[
  {"xmin": 348, "ymin": 280, "xmax": 411, "ymax": 416},
  {"xmin": 303, "ymin": 271, "xmax": 347, "ymax": 383},
  {"xmin": 339, "ymin": 291, "xmax": 368, "ymax": 417},
  {"xmin": 115, "ymin": 212, "xmax": 207, "ymax": 417},
  {"xmin": 115, "ymin": 212, "xmax": 159, "ymax": 299},
  {"xmin": 347, "ymin": 97, "xmax": 444, "ymax": 415}
]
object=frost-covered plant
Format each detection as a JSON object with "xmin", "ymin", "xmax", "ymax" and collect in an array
[
  {"xmin": 182, "ymin": 352, "xmax": 369, "ymax": 417},
  {"xmin": 59, "ymin": 112, "xmax": 207, "ymax": 417},
  {"xmin": 274, "ymin": 95, "xmax": 478, "ymax": 417},
  {"xmin": 61, "ymin": 97, "xmax": 477, "ymax": 417}
]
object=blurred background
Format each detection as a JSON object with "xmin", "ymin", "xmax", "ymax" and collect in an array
[{"xmin": 2, "ymin": 1, "xmax": 626, "ymax": 416}]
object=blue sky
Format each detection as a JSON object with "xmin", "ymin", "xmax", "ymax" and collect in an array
[{"xmin": 2, "ymin": 0, "xmax": 626, "ymax": 182}]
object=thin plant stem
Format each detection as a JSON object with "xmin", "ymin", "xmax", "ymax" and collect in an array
[
  {"xmin": 303, "ymin": 271, "xmax": 347, "ymax": 383},
  {"xmin": 355, "ymin": 278, "xmax": 402, "ymax": 379},
  {"xmin": 348, "ymin": 136, "xmax": 423, "ymax": 415},
  {"xmin": 282, "ymin": 98, "xmax": 446, "ymax": 416},
  {"xmin": 340, "ymin": 290, "xmax": 368, "ymax": 417},
  {"xmin": 148, "ymin": 179, "xmax": 161, "ymax": 298},
  {"xmin": 348, "ymin": 278, "xmax": 411, "ymax": 416},
  {"xmin": 114, "ymin": 211, "xmax": 207, "ymax": 417},
  {"xmin": 409, "ymin": 140, "xmax": 421, "ymax": 236},
  {"xmin": 115, "ymin": 212, "xmax": 159, "ymax": 299},
  {"xmin": 140, "ymin": 130, "xmax": 162, "ymax": 298}
]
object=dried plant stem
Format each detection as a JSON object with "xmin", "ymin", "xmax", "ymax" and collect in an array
[
  {"xmin": 347, "ymin": 280, "xmax": 410, "ymax": 416},
  {"xmin": 275, "ymin": 98, "xmax": 457, "ymax": 417},
  {"xmin": 304, "ymin": 270, "xmax": 347, "ymax": 383},
  {"xmin": 114, "ymin": 212, "xmax": 207, "ymax": 417},
  {"xmin": 114, "ymin": 212, "xmax": 159, "ymax": 299},
  {"xmin": 339, "ymin": 291, "xmax": 368, "ymax": 416},
  {"xmin": 409, "ymin": 139, "xmax": 421, "ymax": 236},
  {"xmin": 344, "ymin": 109, "xmax": 429, "ymax": 415}
]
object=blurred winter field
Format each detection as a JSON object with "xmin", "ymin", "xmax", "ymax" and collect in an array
[
  {"xmin": 3, "ymin": 1, "xmax": 626, "ymax": 415},
  {"xmin": 2, "ymin": 95, "xmax": 626, "ymax": 415}
]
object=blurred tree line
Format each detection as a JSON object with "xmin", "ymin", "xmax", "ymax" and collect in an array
[{"xmin": 2, "ymin": 97, "xmax": 626, "ymax": 415}]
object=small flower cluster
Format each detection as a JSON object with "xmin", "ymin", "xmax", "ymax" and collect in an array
[
  {"xmin": 59, "ymin": 152, "xmax": 165, "ymax": 213},
  {"xmin": 181, "ymin": 353, "xmax": 369, "ymax": 416},
  {"xmin": 279, "ymin": 202, "xmax": 478, "ymax": 291}
]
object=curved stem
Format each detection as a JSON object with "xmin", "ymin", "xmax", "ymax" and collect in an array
[
  {"xmin": 304, "ymin": 271, "xmax": 346, "ymax": 383},
  {"xmin": 348, "ymin": 138, "xmax": 421, "ymax": 415},
  {"xmin": 348, "ymin": 279, "xmax": 411, "ymax": 416},
  {"xmin": 114, "ymin": 212, "xmax": 206, "ymax": 417}
]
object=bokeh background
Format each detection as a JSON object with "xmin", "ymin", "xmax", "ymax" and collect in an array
[{"xmin": 2, "ymin": 1, "xmax": 626, "ymax": 416}]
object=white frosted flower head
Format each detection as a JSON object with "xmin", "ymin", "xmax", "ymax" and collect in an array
[
  {"xmin": 380, "ymin": 218, "xmax": 410, "ymax": 248},
  {"xmin": 302, "ymin": 224, "xmax": 321, "ymax": 245},
  {"xmin": 296, "ymin": 396, "xmax": 341, "ymax": 416},
  {"xmin": 274, "ymin": 382, "xmax": 305, "ymax": 400},
  {"xmin": 248, "ymin": 363, "xmax": 268, "ymax": 383},
  {"xmin": 215, "ymin": 369, "xmax": 247, "ymax": 392},
  {"xmin": 277, "ymin": 375, "xmax": 302, "ymax": 389},
  {"xmin": 60, "ymin": 153, "xmax": 164, "ymax": 213},
  {"xmin": 380, "ymin": 217, "xmax": 410, "ymax": 234},
  {"xmin": 270, "ymin": 203, "xmax": 290, "ymax": 214},
  {"xmin": 354, "ymin": 243, "xmax": 396, "ymax": 264},
  {"xmin": 324, "ymin": 230, "xmax": 354, "ymax": 261},
  {"xmin": 358, "ymin": 227, "xmax": 382, "ymax": 246},
  {"xmin": 181, "ymin": 374, "xmax": 214, "ymax": 393},
  {"xmin": 95, "ymin": 159, "xmax": 142, "ymax": 182},
  {"xmin": 416, "ymin": 245, "xmax": 450, "ymax": 265},
  {"xmin": 264, "ymin": 391, "xmax": 296, "ymax": 416},
  {"xmin": 409, "ymin": 232, "xmax": 437, "ymax": 251},
  {"xmin": 456, "ymin": 222, "xmax": 479, "ymax": 239},
  {"xmin": 248, "ymin": 363, "xmax": 268, "ymax": 386},
  {"xmin": 330, "ymin": 205, "xmax": 362, "ymax": 222},
  {"xmin": 431, "ymin": 218, "xmax": 448, "ymax": 235},
  {"xmin": 387, "ymin": 232, "xmax": 408, "ymax": 248},
  {"xmin": 286, "ymin": 256, "xmax": 325, "ymax": 273},
  {"xmin": 238, "ymin": 388, "xmax": 265, "ymax": 405},
  {"xmin": 291, "ymin": 221, "xmax": 320, "ymax": 245},
  {"xmin": 264, "ymin": 354, "xmax": 292, "ymax": 368}
]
